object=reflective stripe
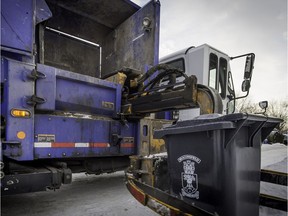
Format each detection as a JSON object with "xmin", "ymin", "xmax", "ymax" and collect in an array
[
  {"xmin": 89, "ymin": 143, "xmax": 110, "ymax": 148},
  {"xmin": 34, "ymin": 142, "xmax": 120, "ymax": 148},
  {"xmin": 34, "ymin": 142, "xmax": 52, "ymax": 148},
  {"xmin": 52, "ymin": 142, "xmax": 74, "ymax": 148},
  {"xmin": 121, "ymin": 143, "xmax": 134, "ymax": 148},
  {"xmin": 75, "ymin": 143, "xmax": 89, "ymax": 147}
]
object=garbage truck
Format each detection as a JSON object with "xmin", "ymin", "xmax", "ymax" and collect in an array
[
  {"xmin": 1, "ymin": 1, "xmax": 286, "ymax": 215},
  {"xmin": 1, "ymin": 0, "xmax": 162, "ymax": 195}
]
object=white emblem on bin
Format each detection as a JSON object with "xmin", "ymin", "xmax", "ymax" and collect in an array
[{"xmin": 178, "ymin": 154, "xmax": 201, "ymax": 199}]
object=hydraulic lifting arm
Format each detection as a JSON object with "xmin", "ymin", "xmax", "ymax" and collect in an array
[{"xmin": 115, "ymin": 64, "xmax": 223, "ymax": 117}]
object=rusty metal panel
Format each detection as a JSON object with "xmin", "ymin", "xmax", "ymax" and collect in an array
[
  {"xmin": 101, "ymin": 1, "xmax": 160, "ymax": 76},
  {"xmin": 41, "ymin": 0, "xmax": 140, "ymax": 77},
  {"xmin": 139, "ymin": 118, "xmax": 173, "ymax": 156},
  {"xmin": 45, "ymin": 0, "xmax": 139, "ymax": 43},
  {"xmin": 43, "ymin": 30, "xmax": 101, "ymax": 77},
  {"xmin": 140, "ymin": 158, "xmax": 155, "ymax": 186}
]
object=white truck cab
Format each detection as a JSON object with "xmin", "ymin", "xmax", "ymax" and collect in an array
[{"xmin": 160, "ymin": 44, "xmax": 254, "ymax": 120}]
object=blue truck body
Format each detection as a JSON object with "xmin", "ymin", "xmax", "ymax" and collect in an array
[{"xmin": 1, "ymin": 0, "xmax": 160, "ymax": 194}]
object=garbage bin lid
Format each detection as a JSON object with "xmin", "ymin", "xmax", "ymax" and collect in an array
[{"xmin": 154, "ymin": 113, "xmax": 282, "ymax": 138}]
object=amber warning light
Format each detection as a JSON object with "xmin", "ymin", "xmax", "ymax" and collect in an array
[{"xmin": 11, "ymin": 109, "xmax": 31, "ymax": 118}]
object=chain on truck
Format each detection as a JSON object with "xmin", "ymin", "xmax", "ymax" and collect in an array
[{"xmin": 0, "ymin": 0, "xmax": 286, "ymax": 215}]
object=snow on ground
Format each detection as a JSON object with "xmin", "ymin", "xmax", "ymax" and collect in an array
[
  {"xmin": 1, "ymin": 172, "xmax": 157, "ymax": 216},
  {"xmin": 259, "ymin": 143, "xmax": 287, "ymax": 216},
  {"xmin": 261, "ymin": 143, "xmax": 287, "ymax": 170}
]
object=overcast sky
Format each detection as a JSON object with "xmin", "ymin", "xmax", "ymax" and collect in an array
[{"xmin": 133, "ymin": 0, "xmax": 287, "ymax": 103}]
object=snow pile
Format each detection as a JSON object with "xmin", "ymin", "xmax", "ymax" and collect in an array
[{"xmin": 144, "ymin": 152, "xmax": 167, "ymax": 158}]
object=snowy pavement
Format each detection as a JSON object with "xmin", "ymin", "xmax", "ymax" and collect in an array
[
  {"xmin": 1, "ymin": 172, "xmax": 157, "ymax": 216},
  {"xmin": 261, "ymin": 143, "xmax": 287, "ymax": 170},
  {"xmin": 1, "ymin": 144, "xmax": 287, "ymax": 216}
]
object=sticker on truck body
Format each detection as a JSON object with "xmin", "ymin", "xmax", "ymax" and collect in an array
[
  {"xmin": 102, "ymin": 101, "xmax": 114, "ymax": 110},
  {"xmin": 178, "ymin": 154, "xmax": 201, "ymax": 199},
  {"xmin": 37, "ymin": 134, "xmax": 55, "ymax": 142}
]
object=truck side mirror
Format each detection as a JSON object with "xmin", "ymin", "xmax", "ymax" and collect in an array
[
  {"xmin": 244, "ymin": 54, "xmax": 255, "ymax": 79},
  {"xmin": 242, "ymin": 54, "xmax": 255, "ymax": 92},
  {"xmin": 230, "ymin": 52, "xmax": 255, "ymax": 99},
  {"xmin": 241, "ymin": 80, "xmax": 250, "ymax": 92}
]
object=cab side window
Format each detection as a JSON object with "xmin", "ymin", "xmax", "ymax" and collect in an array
[
  {"xmin": 209, "ymin": 53, "xmax": 218, "ymax": 89},
  {"xmin": 165, "ymin": 58, "xmax": 185, "ymax": 72},
  {"xmin": 219, "ymin": 58, "xmax": 227, "ymax": 98}
]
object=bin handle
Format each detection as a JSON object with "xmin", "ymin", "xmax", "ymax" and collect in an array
[
  {"xmin": 248, "ymin": 116, "xmax": 268, "ymax": 147},
  {"xmin": 225, "ymin": 113, "xmax": 269, "ymax": 148},
  {"xmin": 224, "ymin": 114, "xmax": 248, "ymax": 148}
]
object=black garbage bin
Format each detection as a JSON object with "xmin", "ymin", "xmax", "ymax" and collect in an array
[{"xmin": 155, "ymin": 113, "xmax": 282, "ymax": 216}]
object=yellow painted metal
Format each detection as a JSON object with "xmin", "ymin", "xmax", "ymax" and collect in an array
[
  {"xmin": 139, "ymin": 118, "xmax": 173, "ymax": 156},
  {"xmin": 130, "ymin": 78, "xmax": 138, "ymax": 88},
  {"xmin": 140, "ymin": 158, "xmax": 155, "ymax": 186},
  {"xmin": 151, "ymin": 138, "xmax": 165, "ymax": 154},
  {"xmin": 105, "ymin": 72, "xmax": 127, "ymax": 85},
  {"xmin": 17, "ymin": 131, "xmax": 26, "ymax": 140},
  {"xmin": 197, "ymin": 88, "xmax": 214, "ymax": 114}
]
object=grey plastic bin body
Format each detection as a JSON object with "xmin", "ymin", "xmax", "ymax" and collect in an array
[{"xmin": 155, "ymin": 113, "xmax": 282, "ymax": 216}]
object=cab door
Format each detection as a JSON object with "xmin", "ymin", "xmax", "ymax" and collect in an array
[{"xmin": 207, "ymin": 49, "xmax": 229, "ymax": 114}]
